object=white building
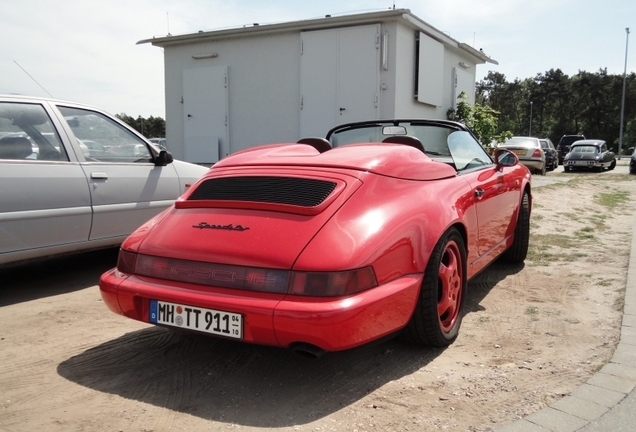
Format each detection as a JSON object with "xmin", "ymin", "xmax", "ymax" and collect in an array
[{"xmin": 139, "ymin": 8, "xmax": 497, "ymax": 163}]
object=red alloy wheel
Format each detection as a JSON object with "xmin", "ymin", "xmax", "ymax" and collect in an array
[{"xmin": 437, "ymin": 240, "xmax": 463, "ymax": 333}]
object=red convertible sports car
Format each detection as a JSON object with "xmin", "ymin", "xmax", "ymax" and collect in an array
[{"xmin": 100, "ymin": 120, "xmax": 531, "ymax": 357}]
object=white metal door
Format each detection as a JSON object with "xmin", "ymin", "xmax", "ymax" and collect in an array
[
  {"xmin": 300, "ymin": 25, "xmax": 380, "ymax": 138},
  {"xmin": 183, "ymin": 66, "xmax": 228, "ymax": 163},
  {"xmin": 452, "ymin": 67, "xmax": 475, "ymax": 108},
  {"xmin": 337, "ymin": 26, "xmax": 380, "ymax": 124}
]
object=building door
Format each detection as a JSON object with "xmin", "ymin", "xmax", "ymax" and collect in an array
[
  {"xmin": 452, "ymin": 66, "xmax": 475, "ymax": 108},
  {"xmin": 183, "ymin": 66, "xmax": 229, "ymax": 163},
  {"xmin": 300, "ymin": 25, "xmax": 380, "ymax": 138}
]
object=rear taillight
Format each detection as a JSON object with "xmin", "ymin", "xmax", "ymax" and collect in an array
[
  {"xmin": 117, "ymin": 249, "xmax": 138, "ymax": 274},
  {"xmin": 119, "ymin": 252, "xmax": 378, "ymax": 297},
  {"xmin": 134, "ymin": 254, "xmax": 289, "ymax": 293},
  {"xmin": 289, "ymin": 268, "xmax": 378, "ymax": 296},
  {"xmin": 532, "ymin": 149, "xmax": 543, "ymax": 158}
]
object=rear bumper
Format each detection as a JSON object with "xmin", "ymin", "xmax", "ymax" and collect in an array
[
  {"xmin": 100, "ymin": 269, "xmax": 422, "ymax": 352},
  {"xmin": 519, "ymin": 159, "xmax": 544, "ymax": 171},
  {"xmin": 564, "ymin": 160, "xmax": 602, "ymax": 169}
]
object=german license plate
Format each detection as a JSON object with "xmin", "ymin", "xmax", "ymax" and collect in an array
[
  {"xmin": 149, "ymin": 299, "xmax": 242, "ymax": 339},
  {"xmin": 575, "ymin": 161, "xmax": 589, "ymax": 165},
  {"xmin": 513, "ymin": 149, "xmax": 526, "ymax": 156}
]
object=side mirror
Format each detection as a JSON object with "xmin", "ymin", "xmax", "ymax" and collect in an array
[
  {"xmin": 154, "ymin": 149, "xmax": 174, "ymax": 166},
  {"xmin": 494, "ymin": 148, "xmax": 519, "ymax": 168}
]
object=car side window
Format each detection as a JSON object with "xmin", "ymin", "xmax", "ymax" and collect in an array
[
  {"xmin": 57, "ymin": 106, "xmax": 152, "ymax": 163},
  {"xmin": 0, "ymin": 102, "xmax": 69, "ymax": 161},
  {"xmin": 448, "ymin": 131, "xmax": 492, "ymax": 171}
]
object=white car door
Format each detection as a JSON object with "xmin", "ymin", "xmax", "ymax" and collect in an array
[
  {"xmin": 54, "ymin": 105, "xmax": 181, "ymax": 240},
  {"xmin": 0, "ymin": 101, "xmax": 92, "ymax": 264}
]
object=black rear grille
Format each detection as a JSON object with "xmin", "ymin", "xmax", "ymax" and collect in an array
[{"xmin": 188, "ymin": 176, "xmax": 337, "ymax": 207}]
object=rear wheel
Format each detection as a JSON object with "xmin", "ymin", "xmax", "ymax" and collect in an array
[
  {"xmin": 540, "ymin": 163, "xmax": 546, "ymax": 176},
  {"xmin": 401, "ymin": 228, "xmax": 466, "ymax": 347},
  {"xmin": 501, "ymin": 192, "xmax": 530, "ymax": 263},
  {"xmin": 609, "ymin": 160, "xmax": 616, "ymax": 170}
]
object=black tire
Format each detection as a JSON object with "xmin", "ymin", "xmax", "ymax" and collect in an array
[
  {"xmin": 501, "ymin": 192, "xmax": 530, "ymax": 263},
  {"xmin": 401, "ymin": 228, "xmax": 466, "ymax": 347},
  {"xmin": 609, "ymin": 160, "xmax": 616, "ymax": 171},
  {"xmin": 540, "ymin": 163, "xmax": 547, "ymax": 176}
]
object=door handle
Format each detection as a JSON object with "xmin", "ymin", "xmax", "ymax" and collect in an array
[{"xmin": 91, "ymin": 172, "xmax": 108, "ymax": 180}]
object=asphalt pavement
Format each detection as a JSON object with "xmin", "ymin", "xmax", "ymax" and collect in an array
[{"xmin": 495, "ymin": 159, "xmax": 636, "ymax": 432}]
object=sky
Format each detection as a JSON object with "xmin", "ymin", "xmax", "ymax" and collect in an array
[{"xmin": 1, "ymin": 0, "xmax": 634, "ymax": 118}]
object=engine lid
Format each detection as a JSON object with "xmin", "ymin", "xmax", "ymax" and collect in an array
[{"xmin": 131, "ymin": 169, "xmax": 363, "ymax": 269}]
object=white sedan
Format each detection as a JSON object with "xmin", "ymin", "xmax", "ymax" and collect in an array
[
  {"xmin": 0, "ymin": 95, "xmax": 208, "ymax": 266},
  {"xmin": 498, "ymin": 136, "xmax": 546, "ymax": 175}
]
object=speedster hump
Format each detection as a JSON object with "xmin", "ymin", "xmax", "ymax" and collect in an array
[{"xmin": 214, "ymin": 143, "xmax": 458, "ymax": 181}]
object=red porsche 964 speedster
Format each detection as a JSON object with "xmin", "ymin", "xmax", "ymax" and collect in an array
[{"xmin": 100, "ymin": 120, "xmax": 531, "ymax": 356}]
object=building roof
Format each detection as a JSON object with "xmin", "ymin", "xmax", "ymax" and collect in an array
[{"xmin": 138, "ymin": 8, "xmax": 498, "ymax": 65}]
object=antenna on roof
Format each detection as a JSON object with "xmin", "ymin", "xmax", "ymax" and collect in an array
[
  {"xmin": 167, "ymin": 12, "xmax": 171, "ymax": 36},
  {"xmin": 392, "ymin": 1, "xmax": 396, "ymax": 9},
  {"xmin": 13, "ymin": 61, "xmax": 54, "ymax": 98}
]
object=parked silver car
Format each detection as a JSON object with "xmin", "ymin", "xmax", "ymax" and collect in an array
[
  {"xmin": 0, "ymin": 95, "xmax": 208, "ymax": 266},
  {"xmin": 497, "ymin": 136, "xmax": 546, "ymax": 175}
]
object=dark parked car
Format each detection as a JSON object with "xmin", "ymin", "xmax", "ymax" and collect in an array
[
  {"xmin": 630, "ymin": 152, "xmax": 636, "ymax": 174},
  {"xmin": 557, "ymin": 135, "xmax": 585, "ymax": 164},
  {"xmin": 563, "ymin": 140, "xmax": 616, "ymax": 172},
  {"xmin": 539, "ymin": 138, "xmax": 558, "ymax": 171}
]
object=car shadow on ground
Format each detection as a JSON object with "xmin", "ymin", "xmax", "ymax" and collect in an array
[
  {"xmin": 464, "ymin": 260, "xmax": 525, "ymax": 315},
  {"xmin": 56, "ymin": 261, "xmax": 523, "ymax": 428},
  {"xmin": 58, "ymin": 326, "xmax": 444, "ymax": 427},
  {"xmin": 0, "ymin": 248, "xmax": 119, "ymax": 307}
]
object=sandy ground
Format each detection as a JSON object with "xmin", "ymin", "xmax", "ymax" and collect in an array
[{"xmin": 1, "ymin": 166, "xmax": 635, "ymax": 432}]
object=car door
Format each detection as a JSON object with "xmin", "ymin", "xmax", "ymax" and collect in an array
[
  {"xmin": 448, "ymin": 131, "xmax": 518, "ymax": 257},
  {"xmin": 463, "ymin": 167, "xmax": 519, "ymax": 257},
  {"xmin": 0, "ymin": 100, "xmax": 91, "ymax": 263},
  {"xmin": 53, "ymin": 105, "xmax": 181, "ymax": 240}
]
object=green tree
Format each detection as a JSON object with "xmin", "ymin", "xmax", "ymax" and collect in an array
[
  {"xmin": 115, "ymin": 113, "xmax": 165, "ymax": 138},
  {"xmin": 447, "ymin": 91, "xmax": 511, "ymax": 145},
  {"xmin": 476, "ymin": 69, "xmax": 636, "ymax": 151}
]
